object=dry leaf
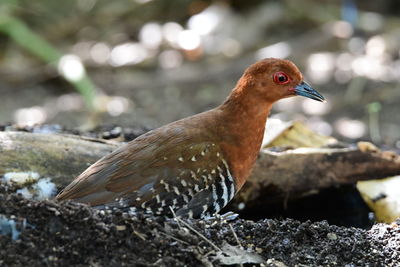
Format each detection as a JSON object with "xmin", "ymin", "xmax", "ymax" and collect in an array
[
  {"xmin": 357, "ymin": 176, "xmax": 400, "ymax": 223},
  {"xmin": 213, "ymin": 242, "xmax": 264, "ymax": 265},
  {"xmin": 262, "ymin": 119, "xmax": 337, "ymax": 148}
]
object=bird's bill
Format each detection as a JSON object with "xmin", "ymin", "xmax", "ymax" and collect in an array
[{"xmin": 294, "ymin": 82, "xmax": 326, "ymax": 102}]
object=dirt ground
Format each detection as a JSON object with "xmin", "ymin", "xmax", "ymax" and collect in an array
[{"xmin": 0, "ymin": 179, "xmax": 399, "ymax": 266}]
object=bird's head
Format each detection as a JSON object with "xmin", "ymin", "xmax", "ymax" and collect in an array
[{"xmin": 240, "ymin": 58, "xmax": 325, "ymax": 103}]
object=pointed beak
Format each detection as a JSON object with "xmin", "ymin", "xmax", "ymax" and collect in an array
[{"xmin": 294, "ymin": 81, "xmax": 326, "ymax": 102}]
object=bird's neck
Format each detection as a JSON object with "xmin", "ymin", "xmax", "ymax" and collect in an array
[{"xmin": 217, "ymin": 79, "xmax": 273, "ymax": 190}]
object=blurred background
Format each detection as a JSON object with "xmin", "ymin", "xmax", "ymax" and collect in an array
[{"xmin": 1, "ymin": 0, "xmax": 400, "ymax": 146}]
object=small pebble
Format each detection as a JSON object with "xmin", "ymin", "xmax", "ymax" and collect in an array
[
  {"xmin": 116, "ymin": 225, "xmax": 126, "ymax": 231},
  {"xmin": 327, "ymin": 232, "xmax": 338, "ymax": 240}
]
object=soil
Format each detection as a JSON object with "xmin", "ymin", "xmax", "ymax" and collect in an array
[{"xmin": 1, "ymin": 183, "xmax": 400, "ymax": 266}]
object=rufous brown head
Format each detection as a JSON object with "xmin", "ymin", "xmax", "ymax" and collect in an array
[{"xmin": 240, "ymin": 58, "xmax": 325, "ymax": 103}]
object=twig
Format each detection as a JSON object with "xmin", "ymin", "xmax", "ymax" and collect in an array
[
  {"xmin": 229, "ymin": 224, "xmax": 242, "ymax": 249},
  {"xmin": 176, "ymin": 217, "xmax": 221, "ymax": 251},
  {"xmin": 169, "ymin": 206, "xmax": 181, "ymax": 229},
  {"xmin": 159, "ymin": 231, "xmax": 191, "ymax": 246},
  {"xmin": 133, "ymin": 230, "xmax": 146, "ymax": 241}
]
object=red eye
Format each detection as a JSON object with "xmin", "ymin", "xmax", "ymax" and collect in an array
[{"xmin": 273, "ymin": 72, "xmax": 289, "ymax": 84}]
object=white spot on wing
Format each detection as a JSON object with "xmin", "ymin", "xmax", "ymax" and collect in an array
[
  {"xmin": 173, "ymin": 186, "xmax": 180, "ymax": 195},
  {"xmin": 194, "ymin": 184, "xmax": 200, "ymax": 192},
  {"xmin": 202, "ymin": 205, "xmax": 208, "ymax": 213},
  {"xmin": 211, "ymin": 184, "xmax": 217, "ymax": 201},
  {"xmin": 178, "ymin": 156, "xmax": 184, "ymax": 162},
  {"xmin": 164, "ymin": 183, "xmax": 170, "ymax": 192},
  {"xmin": 211, "ymin": 184, "xmax": 220, "ymax": 212},
  {"xmin": 219, "ymin": 174, "xmax": 229, "ymax": 206},
  {"xmin": 188, "ymin": 188, "xmax": 194, "ymax": 196},
  {"xmin": 222, "ymin": 159, "xmax": 229, "ymax": 169},
  {"xmin": 191, "ymin": 156, "xmax": 196, "ymax": 161},
  {"xmin": 223, "ymin": 159, "xmax": 236, "ymax": 200},
  {"xmin": 188, "ymin": 210, "xmax": 193, "ymax": 219}
]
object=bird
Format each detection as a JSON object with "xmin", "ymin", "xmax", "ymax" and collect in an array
[{"xmin": 56, "ymin": 58, "xmax": 325, "ymax": 219}]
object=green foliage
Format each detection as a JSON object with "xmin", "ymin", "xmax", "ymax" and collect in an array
[{"xmin": 0, "ymin": 4, "xmax": 96, "ymax": 110}]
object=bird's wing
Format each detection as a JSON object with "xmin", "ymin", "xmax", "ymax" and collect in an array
[
  {"xmin": 56, "ymin": 124, "xmax": 236, "ymax": 217},
  {"xmin": 112, "ymin": 139, "xmax": 236, "ymax": 218}
]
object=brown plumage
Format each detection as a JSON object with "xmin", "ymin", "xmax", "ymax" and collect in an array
[{"xmin": 56, "ymin": 58, "xmax": 325, "ymax": 218}]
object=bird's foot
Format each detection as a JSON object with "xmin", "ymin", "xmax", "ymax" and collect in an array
[{"xmin": 203, "ymin": 211, "xmax": 239, "ymax": 222}]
